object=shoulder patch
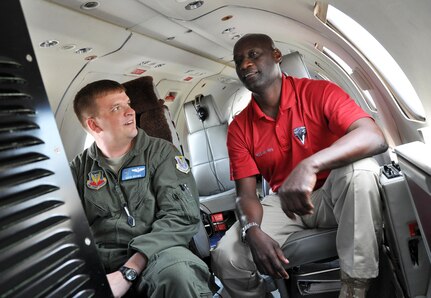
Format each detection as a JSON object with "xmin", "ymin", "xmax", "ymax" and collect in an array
[
  {"xmin": 86, "ymin": 170, "xmax": 107, "ymax": 190},
  {"xmin": 175, "ymin": 155, "xmax": 190, "ymax": 174}
]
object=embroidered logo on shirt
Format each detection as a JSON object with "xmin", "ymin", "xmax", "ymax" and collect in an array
[
  {"xmin": 255, "ymin": 147, "xmax": 274, "ymax": 157},
  {"xmin": 86, "ymin": 170, "xmax": 107, "ymax": 190},
  {"xmin": 175, "ymin": 156, "xmax": 190, "ymax": 174},
  {"xmin": 121, "ymin": 165, "xmax": 146, "ymax": 181},
  {"xmin": 293, "ymin": 126, "xmax": 307, "ymax": 145}
]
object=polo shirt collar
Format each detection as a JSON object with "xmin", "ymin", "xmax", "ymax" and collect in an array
[
  {"xmin": 280, "ymin": 74, "xmax": 297, "ymax": 111},
  {"xmin": 251, "ymin": 74, "xmax": 297, "ymax": 121},
  {"xmin": 250, "ymin": 98, "xmax": 267, "ymax": 121}
]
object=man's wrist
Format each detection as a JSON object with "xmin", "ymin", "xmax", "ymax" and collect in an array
[
  {"xmin": 119, "ymin": 266, "xmax": 138, "ymax": 283},
  {"xmin": 241, "ymin": 222, "xmax": 260, "ymax": 243}
]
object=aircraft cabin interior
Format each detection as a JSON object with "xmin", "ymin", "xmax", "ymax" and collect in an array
[{"xmin": 1, "ymin": 0, "xmax": 431, "ymax": 297}]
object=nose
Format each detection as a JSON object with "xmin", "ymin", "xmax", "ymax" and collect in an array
[
  {"xmin": 238, "ymin": 57, "xmax": 253, "ymax": 71},
  {"xmin": 126, "ymin": 105, "xmax": 135, "ymax": 116}
]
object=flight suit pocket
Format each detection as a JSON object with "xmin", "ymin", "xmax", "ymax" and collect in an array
[
  {"xmin": 126, "ymin": 177, "xmax": 151, "ymax": 211},
  {"xmin": 171, "ymin": 184, "xmax": 199, "ymax": 222},
  {"xmin": 83, "ymin": 190, "xmax": 114, "ymax": 224}
]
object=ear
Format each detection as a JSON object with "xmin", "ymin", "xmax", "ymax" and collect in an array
[
  {"xmin": 86, "ymin": 117, "xmax": 102, "ymax": 134},
  {"xmin": 273, "ymin": 48, "xmax": 282, "ymax": 64}
]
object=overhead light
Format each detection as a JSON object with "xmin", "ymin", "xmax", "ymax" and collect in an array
[
  {"xmin": 61, "ymin": 44, "xmax": 76, "ymax": 51},
  {"xmin": 80, "ymin": 1, "xmax": 100, "ymax": 10},
  {"xmin": 39, "ymin": 40, "xmax": 59, "ymax": 48},
  {"xmin": 75, "ymin": 47, "xmax": 93, "ymax": 54},
  {"xmin": 218, "ymin": 76, "xmax": 238, "ymax": 84},
  {"xmin": 185, "ymin": 1, "xmax": 203, "ymax": 10},
  {"xmin": 222, "ymin": 27, "xmax": 236, "ymax": 34}
]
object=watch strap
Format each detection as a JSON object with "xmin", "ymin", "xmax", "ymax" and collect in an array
[{"xmin": 241, "ymin": 222, "xmax": 260, "ymax": 243}]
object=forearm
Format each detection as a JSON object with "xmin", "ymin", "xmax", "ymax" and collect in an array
[
  {"xmin": 235, "ymin": 177, "xmax": 263, "ymax": 227},
  {"xmin": 306, "ymin": 119, "xmax": 388, "ymax": 174},
  {"xmin": 130, "ymin": 212, "xmax": 199, "ymax": 259},
  {"xmin": 237, "ymin": 194, "xmax": 263, "ymax": 227},
  {"xmin": 124, "ymin": 252, "xmax": 147, "ymax": 274}
]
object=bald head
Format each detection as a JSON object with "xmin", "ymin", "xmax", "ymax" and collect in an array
[
  {"xmin": 232, "ymin": 33, "xmax": 282, "ymax": 93},
  {"xmin": 234, "ymin": 34, "xmax": 276, "ymax": 54}
]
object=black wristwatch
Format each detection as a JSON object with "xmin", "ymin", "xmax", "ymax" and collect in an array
[{"xmin": 119, "ymin": 266, "xmax": 138, "ymax": 282}]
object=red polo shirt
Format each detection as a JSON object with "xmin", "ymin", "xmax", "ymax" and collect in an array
[{"xmin": 227, "ymin": 75, "xmax": 372, "ymax": 192}]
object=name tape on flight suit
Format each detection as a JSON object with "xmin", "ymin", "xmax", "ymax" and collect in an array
[{"xmin": 121, "ymin": 165, "xmax": 146, "ymax": 181}]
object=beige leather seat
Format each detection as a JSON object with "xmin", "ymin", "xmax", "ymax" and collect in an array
[{"xmin": 183, "ymin": 95, "xmax": 236, "ymax": 214}]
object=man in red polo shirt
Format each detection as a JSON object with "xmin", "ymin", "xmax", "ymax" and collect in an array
[{"xmin": 211, "ymin": 33, "xmax": 388, "ymax": 298}]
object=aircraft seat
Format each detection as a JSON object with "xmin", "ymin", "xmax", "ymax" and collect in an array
[
  {"xmin": 183, "ymin": 95, "xmax": 236, "ymax": 214},
  {"xmin": 122, "ymin": 76, "xmax": 210, "ymax": 259},
  {"xmin": 123, "ymin": 76, "xmax": 183, "ymax": 153},
  {"xmin": 281, "ymin": 51, "xmax": 312, "ymax": 79}
]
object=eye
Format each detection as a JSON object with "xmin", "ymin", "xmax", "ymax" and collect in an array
[
  {"xmin": 249, "ymin": 50, "xmax": 259, "ymax": 59},
  {"xmin": 112, "ymin": 105, "xmax": 120, "ymax": 112}
]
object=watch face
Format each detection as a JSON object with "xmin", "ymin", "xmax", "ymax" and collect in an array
[
  {"xmin": 125, "ymin": 269, "xmax": 137, "ymax": 281},
  {"xmin": 120, "ymin": 266, "xmax": 138, "ymax": 282}
]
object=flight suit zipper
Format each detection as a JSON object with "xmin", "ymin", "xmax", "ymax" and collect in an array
[{"xmin": 114, "ymin": 164, "xmax": 136, "ymax": 228}]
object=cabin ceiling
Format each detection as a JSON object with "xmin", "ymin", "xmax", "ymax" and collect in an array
[
  {"xmin": 44, "ymin": 0, "xmax": 431, "ymax": 71},
  {"xmin": 24, "ymin": 0, "xmax": 431, "ymax": 106},
  {"xmin": 19, "ymin": 0, "xmax": 431, "ymax": 159}
]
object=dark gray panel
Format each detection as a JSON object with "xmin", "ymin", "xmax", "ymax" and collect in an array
[{"xmin": 0, "ymin": 2, "xmax": 112, "ymax": 297}]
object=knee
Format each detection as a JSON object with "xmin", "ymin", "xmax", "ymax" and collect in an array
[
  {"xmin": 159, "ymin": 261, "xmax": 204, "ymax": 285},
  {"xmin": 211, "ymin": 239, "xmax": 232, "ymax": 276},
  {"xmin": 352, "ymin": 158, "xmax": 380, "ymax": 177},
  {"xmin": 211, "ymin": 235, "xmax": 255, "ymax": 280},
  {"xmin": 337, "ymin": 158, "xmax": 381, "ymax": 190},
  {"xmin": 155, "ymin": 259, "xmax": 210, "ymax": 296}
]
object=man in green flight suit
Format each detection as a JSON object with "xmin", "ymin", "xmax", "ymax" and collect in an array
[{"xmin": 70, "ymin": 79, "xmax": 212, "ymax": 298}]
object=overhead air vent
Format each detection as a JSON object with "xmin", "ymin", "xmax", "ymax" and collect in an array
[{"xmin": 185, "ymin": 0, "xmax": 204, "ymax": 10}]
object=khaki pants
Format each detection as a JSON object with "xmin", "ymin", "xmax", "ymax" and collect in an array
[{"xmin": 211, "ymin": 158, "xmax": 382, "ymax": 298}]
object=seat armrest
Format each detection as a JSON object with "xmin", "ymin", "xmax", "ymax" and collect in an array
[
  {"xmin": 281, "ymin": 228, "xmax": 337, "ymax": 268},
  {"xmin": 189, "ymin": 220, "xmax": 210, "ymax": 259}
]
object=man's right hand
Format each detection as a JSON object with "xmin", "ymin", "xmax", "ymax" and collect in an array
[{"xmin": 246, "ymin": 226, "xmax": 290, "ymax": 279}]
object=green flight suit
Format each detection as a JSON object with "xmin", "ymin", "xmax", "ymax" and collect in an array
[{"xmin": 70, "ymin": 128, "xmax": 211, "ymax": 297}]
